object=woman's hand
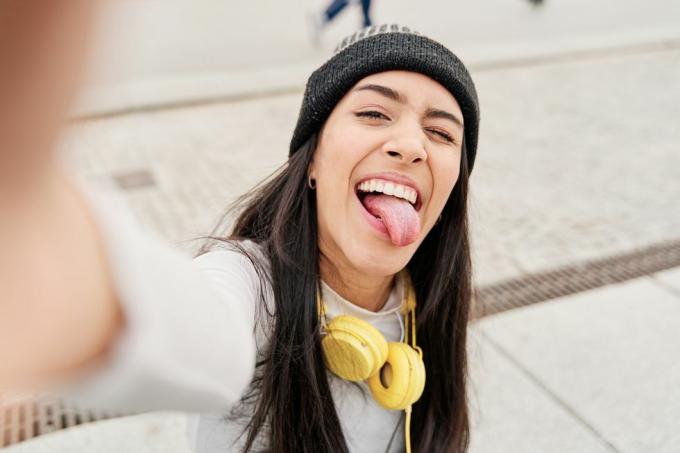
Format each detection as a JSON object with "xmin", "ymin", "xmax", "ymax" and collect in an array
[{"xmin": 0, "ymin": 166, "xmax": 123, "ymax": 390}]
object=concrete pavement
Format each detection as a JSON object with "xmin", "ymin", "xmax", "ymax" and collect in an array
[
  {"xmin": 469, "ymin": 267, "xmax": 680, "ymax": 453},
  {"xmin": 78, "ymin": 0, "xmax": 680, "ymax": 117},
  {"xmin": 88, "ymin": 0, "xmax": 680, "ymax": 86}
]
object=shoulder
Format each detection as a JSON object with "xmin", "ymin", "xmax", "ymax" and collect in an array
[
  {"xmin": 196, "ymin": 240, "xmax": 276, "ymax": 354},
  {"xmin": 193, "ymin": 239, "xmax": 273, "ymax": 309},
  {"xmin": 194, "ymin": 239, "xmax": 268, "ymax": 271}
]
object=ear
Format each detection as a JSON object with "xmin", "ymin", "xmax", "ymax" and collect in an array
[{"xmin": 307, "ymin": 160, "xmax": 316, "ymax": 181}]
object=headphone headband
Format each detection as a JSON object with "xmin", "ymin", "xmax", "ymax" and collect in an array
[{"xmin": 399, "ymin": 270, "xmax": 417, "ymax": 315}]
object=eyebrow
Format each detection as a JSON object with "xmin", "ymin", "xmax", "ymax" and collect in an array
[
  {"xmin": 354, "ymin": 83, "xmax": 464, "ymax": 128},
  {"xmin": 424, "ymin": 107, "xmax": 463, "ymax": 129},
  {"xmin": 355, "ymin": 84, "xmax": 408, "ymax": 103}
]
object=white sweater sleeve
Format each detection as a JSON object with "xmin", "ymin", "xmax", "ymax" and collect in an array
[{"xmin": 60, "ymin": 178, "xmax": 257, "ymax": 416}]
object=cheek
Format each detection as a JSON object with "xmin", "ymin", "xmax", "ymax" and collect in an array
[
  {"xmin": 314, "ymin": 140, "xmax": 352, "ymax": 221},
  {"xmin": 429, "ymin": 152, "xmax": 461, "ymax": 214},
  {"xmin": 314, "ymin": 121, "xmax": 375, "ymax": 239},
  {"xmin": 316, "ymin": 121, "xmax": 374, "ymax": 191}
]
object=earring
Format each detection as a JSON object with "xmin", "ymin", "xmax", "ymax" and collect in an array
[{"xmin": 308, "ymin": 175, "xmax": 317, "ymax": 190}]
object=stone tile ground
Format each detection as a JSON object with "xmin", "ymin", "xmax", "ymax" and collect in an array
[
  {"xmin": 474, "ymin": 274, "xmax": 680, "ymax": 453},
  {"xmin": 4, "ymin": 413, "xmax": 190, "ymax": 453}
]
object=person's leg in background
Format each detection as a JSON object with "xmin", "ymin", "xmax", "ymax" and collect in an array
[
  {"xmin": 324, "ymin": 0, "xmax": 350, "ymax": 24},
  {"xmin": 310, "ymin": 0, "xmax": 370, "ymax": 48},
  {"xmin": 360, "ymin": 0, "xmax": 372, "ymax": 27}
]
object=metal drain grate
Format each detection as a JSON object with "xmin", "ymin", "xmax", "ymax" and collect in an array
[
  {"xmin": 0, "ymin": 394, "xmax": 119, "ymax": 448},
  {"xmin": 473, "ymin": 238, "xmax": 680, "ymax": 318}
]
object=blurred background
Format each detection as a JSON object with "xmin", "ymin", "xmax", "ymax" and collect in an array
[{"xmin": 3, "ymin": 0, "xmax": 680, "ymax": 452}]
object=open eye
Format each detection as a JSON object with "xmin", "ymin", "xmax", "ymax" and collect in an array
[{"xmin": 356, "ymin": 110, "xmax": 391, "ymax": 121}]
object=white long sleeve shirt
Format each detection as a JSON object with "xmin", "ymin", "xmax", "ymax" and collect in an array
[{"xmin": 66, "ymin": 179, "xmax": 406, "ymax": 453}]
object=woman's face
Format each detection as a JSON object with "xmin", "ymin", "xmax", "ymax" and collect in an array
[{"xmin": 311, "ymin": 70, "xmax": 464, "ymax": 277}]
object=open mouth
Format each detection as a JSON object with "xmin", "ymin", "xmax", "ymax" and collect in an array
[
  {"xmin": 353, "ymin": 177, "xmax": 423, "ymax": 247},
  {"xmin": 354, "ymin": 178, "xmax": 422, "ymax": 213}
]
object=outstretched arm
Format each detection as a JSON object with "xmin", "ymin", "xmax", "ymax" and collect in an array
[{"xmin": 0, "ymin": 1, "xmax": 256, "ymax": 414}]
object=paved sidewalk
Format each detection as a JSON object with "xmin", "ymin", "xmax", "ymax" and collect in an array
[
  {"xmin": 80, "ymin": 0, "xmax": 680, "ymax": 116},
  {"xmin": 4, "ymin": 413, "xmax": 190, "ymax": 453},
  {"xmin": 91, "ymin": 0, "xmax": 680, "ymax": 84},
  {"xmin": 469, "ymin": 266, "xmax": 680, "ymax": 453}
]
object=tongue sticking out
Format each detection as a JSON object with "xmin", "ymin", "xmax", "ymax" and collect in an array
[{"xmin": 362, "ymin": 194, "xmax": 421, "ymax": 246}]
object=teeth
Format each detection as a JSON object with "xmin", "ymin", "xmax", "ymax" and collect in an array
[{"xmin": 357, "ymin": 178, "xmax": 418, "ymax": 206}]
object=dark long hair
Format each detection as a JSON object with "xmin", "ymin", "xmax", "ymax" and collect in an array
[{"xmin": 202, "ymin": 133, "xmax": 473, "ymax": 452}]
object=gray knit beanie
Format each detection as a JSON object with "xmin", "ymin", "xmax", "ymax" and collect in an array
[{"xmin": 289, "ymin": 24, "xmax": 480, "ymax": 172}]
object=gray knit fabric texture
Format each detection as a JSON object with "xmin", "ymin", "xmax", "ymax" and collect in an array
[{"xmin": 289, "ymin": 24, "xmax": 480, "ymax": 172}]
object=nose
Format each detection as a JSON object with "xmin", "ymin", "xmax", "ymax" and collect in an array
[{"xmin": 381, "ymin": 125, "xmax": 428, "ymax": 164}]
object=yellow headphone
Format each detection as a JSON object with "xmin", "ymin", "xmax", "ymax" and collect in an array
[{"xmin": 318, "ymin": 271, "xmax": 426, "ymax": 453}]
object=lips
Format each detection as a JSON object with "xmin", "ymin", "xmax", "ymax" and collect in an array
[
  {"xmin": 353, "ymin": 173, "xmax": 424, "ymax": 246},
  {"xmin": 354, "ymin": 173, "xmax": 423, "ymax": 212}
]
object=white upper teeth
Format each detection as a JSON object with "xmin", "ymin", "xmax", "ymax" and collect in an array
[{"xmin": 357, "ymin": 179, "xmax": 418, "ymax": 205}]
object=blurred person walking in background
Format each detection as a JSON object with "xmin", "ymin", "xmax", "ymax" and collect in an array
[
  {"xmin": 0, "ymin": 2, "xmax": 480, "ymax": 452},
  {"xmin": 310, "ymin": 0, "xmax": 374, "ymax": 46},
  {"xmin": 325, "ymin": 0, "xmax": 373, "ymax": 27}
]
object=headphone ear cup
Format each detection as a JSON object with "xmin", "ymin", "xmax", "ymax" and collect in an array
[
  {"xmin": 367, "ymin": 342, "xmax": 426, "ymax": 410},
  {"xmin": 322, "ymin": 315, "xmax": 389, "ymax": 381}
]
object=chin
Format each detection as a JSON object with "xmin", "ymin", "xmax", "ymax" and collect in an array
[{"xmin": 342, "ymin": 236, "xmax": 418, "ymax": 277}]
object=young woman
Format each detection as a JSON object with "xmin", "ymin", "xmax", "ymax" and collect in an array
[{"xmin": 0, "ymin": 3, "xmax": 480, "ymax": 452}]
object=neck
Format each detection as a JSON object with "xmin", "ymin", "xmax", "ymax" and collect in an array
[{"xmin": 319, "ymin": 253, "xmax": 394, "ymax": 312}]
